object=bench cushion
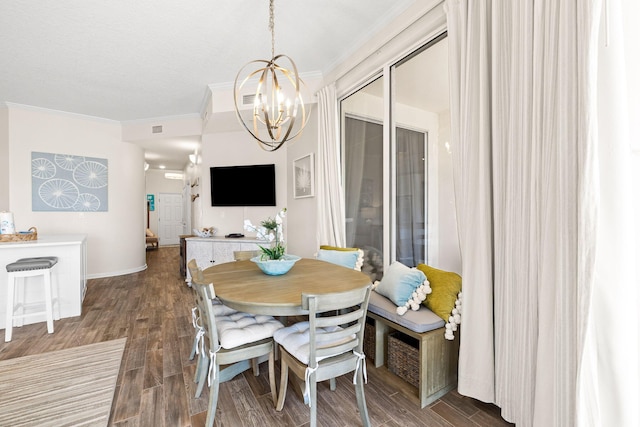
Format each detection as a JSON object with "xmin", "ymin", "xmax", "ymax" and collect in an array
[{"xmin": 368, "ymin": 291, "xmax": 444, "ymax": 333}]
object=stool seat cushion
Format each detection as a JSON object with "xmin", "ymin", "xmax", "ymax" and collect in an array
[
  {"xmin": 17, "ymin": 256, "xmax": 59, "ymax": 263},
  {"xmin": 215, "ymin": 312, "xmax": 283, "ymax": 350},
  {"xmin": 7, "ymin": 258, "xmax": 58, "ymax": 272}
]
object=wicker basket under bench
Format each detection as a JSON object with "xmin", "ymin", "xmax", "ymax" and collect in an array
[{"xmin": 367, "ymin": 291, "xmax": 459, "ymax": 408}]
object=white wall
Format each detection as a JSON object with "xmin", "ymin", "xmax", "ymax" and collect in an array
[
  {"xmin": 195, "ymin": 105, "xmax": 318, "ymax": 258},
  {"xmin": 0, "ymin": 107, "xmax": 8, "ymax": 210},
  {"xmin": 6, "ymin": 105, "xmax": 146, "ymax": 278},
  {"xmin": 286, "ymin": 104, "xmax": 318, "ymax": 259},
  {"xmin": 197, "ymin": 130, "xmax": 288, "ymax": 237}
]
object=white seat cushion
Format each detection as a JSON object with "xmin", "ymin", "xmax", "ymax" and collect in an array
[
  {"xmin": 211, "ymin": 297, "xmax": 237, "ymax": 317},
  {"xmin": 273, "ymin": 321, "xmax": 352, "ymax": 365},
  {"xmin": 216, "ymin": 312, "xmax": 283, "ymax": 349}
]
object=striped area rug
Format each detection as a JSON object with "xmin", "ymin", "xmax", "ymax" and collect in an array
[{"xmin": 0, "ymin": 338, "xmax": 126, "ymax": 427}]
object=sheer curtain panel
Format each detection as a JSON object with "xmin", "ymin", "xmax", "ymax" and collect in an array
[
  {"xmin": 395, "ymin": 127, "xmax": 426, "ymax": 267},
  {"xmin": 343, "ymin": 117, "xmax": 367, "ymax": 247}
]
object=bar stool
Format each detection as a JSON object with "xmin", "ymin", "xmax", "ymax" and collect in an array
[{"xmin": 5, "ymin": 256, "xmax": 59, "ymax": 342}]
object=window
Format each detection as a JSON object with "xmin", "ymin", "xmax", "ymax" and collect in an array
[
  {"xmin": 342, "ymin": 78, "xmax": 385, "ymax": 281},
  {"xmin": 341, "ymin": 33, "xmax": 460, "ymax": 279}
]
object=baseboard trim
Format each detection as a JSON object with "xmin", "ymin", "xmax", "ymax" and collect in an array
[{"xmin": 87, "ymin": 264, "xmax": 148, "ymax": 279}]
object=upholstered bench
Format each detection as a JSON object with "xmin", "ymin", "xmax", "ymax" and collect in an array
[
  {"xmin": 367, "ymin": 290, "xmax": 459, "ymax": 408},
  {"xmin": 145, "ymin": 228, "xmax": 158, "ymax": 249}
]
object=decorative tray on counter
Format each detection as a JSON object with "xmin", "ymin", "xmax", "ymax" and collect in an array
[
  {"xmin": 192, "ymin": 227, "xmax": 217, "ymax": 238},
  {"xmin": 0, "ymin": 227, "xmax": 37, "ymax": 243}
]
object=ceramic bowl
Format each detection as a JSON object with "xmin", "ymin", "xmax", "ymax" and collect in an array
[{"xmin": 250, "ymin": 254, "xmax": 301, "ymax": 276}]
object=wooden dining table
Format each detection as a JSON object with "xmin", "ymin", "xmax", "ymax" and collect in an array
[{"xmin": 201, "ymin": 258, "xmax": 372, "ymax": 316}]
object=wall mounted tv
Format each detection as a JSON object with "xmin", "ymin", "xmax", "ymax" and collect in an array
[{"xmin": 210, "ymin": 164, "xmax": 276, "ymax": 206}]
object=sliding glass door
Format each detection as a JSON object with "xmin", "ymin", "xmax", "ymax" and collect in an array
[
  {"xmin": 342, "ymin": 77, "xmax": 385, "ymax": 281},
  {"xmin": 341, "ymin": 33, "xmax": 460, "ymax": 278}
]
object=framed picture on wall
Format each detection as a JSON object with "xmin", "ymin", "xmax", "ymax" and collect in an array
[
  {"xmin": 293, "ymin": 153, "xmax": 314, "ymax": 199},
  {"xmin": 31, "ymin": 151, "xmax": 109, "ymax": 212}
]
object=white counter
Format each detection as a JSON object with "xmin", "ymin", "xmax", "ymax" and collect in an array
[{"xmin": 0, "ymin": 234, "xmax": 87, "ymax": 329}]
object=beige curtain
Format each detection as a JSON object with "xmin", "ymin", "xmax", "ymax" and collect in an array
[
  {"xmin": 446, "ymin": 1, "xmax": 600, "ymax": 425},
  {"xmin": 316, "ymin": 84, "xmax": 346, "ymax": 247}
]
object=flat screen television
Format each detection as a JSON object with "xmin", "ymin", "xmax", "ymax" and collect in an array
[{"xmin": 210, "ymin": 164, "xmax": 276, "ymax": 206}]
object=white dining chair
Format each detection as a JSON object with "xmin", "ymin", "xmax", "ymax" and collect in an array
[
  {"xmin": 190, "ymin": 264, "xmax": 283, "ymax": 427},
  {"xmin": 187, "ymin": 259, "xmax": 251, "ymax": 398},
  {"xmin": 233, "ymin": 250, "xmax": 259, "ymax": 261},
  {"xmin": 274, "ymin": 284, "xmax": 372, "ymax": 427}
]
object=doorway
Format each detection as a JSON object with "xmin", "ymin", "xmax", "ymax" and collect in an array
[{"xmin": 157, "ymin": 192, "xmax": 184, "ymax": 245}]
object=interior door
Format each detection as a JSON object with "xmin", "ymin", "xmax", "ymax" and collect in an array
[{"xmin": 158, "ymin": 193, "xmax": 183, "ymax": 245}]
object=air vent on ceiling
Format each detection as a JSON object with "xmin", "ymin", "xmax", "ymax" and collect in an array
[
  {"xmin": 242, "ymin": 94, "xmax": 256, "ymax": 106},
  {"xmin": 152, "ymin": 125, "xmax": 163, "ymax": 134}
]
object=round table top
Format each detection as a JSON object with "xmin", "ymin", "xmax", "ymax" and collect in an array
[{"xmin": 201, "ymin": 258, "xmax": 372, "ymax": 315}]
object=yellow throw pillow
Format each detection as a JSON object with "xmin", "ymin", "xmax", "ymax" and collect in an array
[{"xmin": 416, "ymin": 264, "xmax": 462, "ymax": 322}]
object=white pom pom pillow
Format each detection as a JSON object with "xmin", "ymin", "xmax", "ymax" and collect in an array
[{"xmin": 373, "ymin": 261, "xmax": 431, "ymax": 315}]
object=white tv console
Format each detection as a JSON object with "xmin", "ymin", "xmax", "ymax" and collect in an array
[{"xmin": 185, "ymin": 236, "xmax": 264, "ymax": 280}]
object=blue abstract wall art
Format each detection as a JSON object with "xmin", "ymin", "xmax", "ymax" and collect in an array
[{"xmin": 31, "ymin": 151, "xmax": 108, "ymax": 212}]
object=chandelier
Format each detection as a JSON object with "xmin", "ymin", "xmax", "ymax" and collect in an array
[{"xmin": 233, "ymin": 0, "xmax": 309, "ymax": 151}]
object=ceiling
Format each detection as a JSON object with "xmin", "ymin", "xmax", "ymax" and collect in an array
[{"xmin": 0, "ymin": 1, "xmax": 420, "ymax": 170}]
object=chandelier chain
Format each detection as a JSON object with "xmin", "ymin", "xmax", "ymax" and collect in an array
[
  {"xmin": 269, "ymin": 0, "xmax": 275, "ymax": 59},
  {"xmin": 233, "ymin": 0, "xmax": 309, "ymax": 150}
]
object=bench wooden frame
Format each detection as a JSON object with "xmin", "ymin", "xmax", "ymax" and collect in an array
[{"xmin": 367, "ymin": 311, "xmax": 459, "ymax": 408}]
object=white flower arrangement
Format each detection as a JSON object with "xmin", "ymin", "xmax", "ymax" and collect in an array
[{"xmin": 243, "ymin": 208, "xmax": 287, "ymax": 260}]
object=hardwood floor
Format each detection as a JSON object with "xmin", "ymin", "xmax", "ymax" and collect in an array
[{"xmin": 0, "ymin": 247, "xmax": 514, "ymax": 427}]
